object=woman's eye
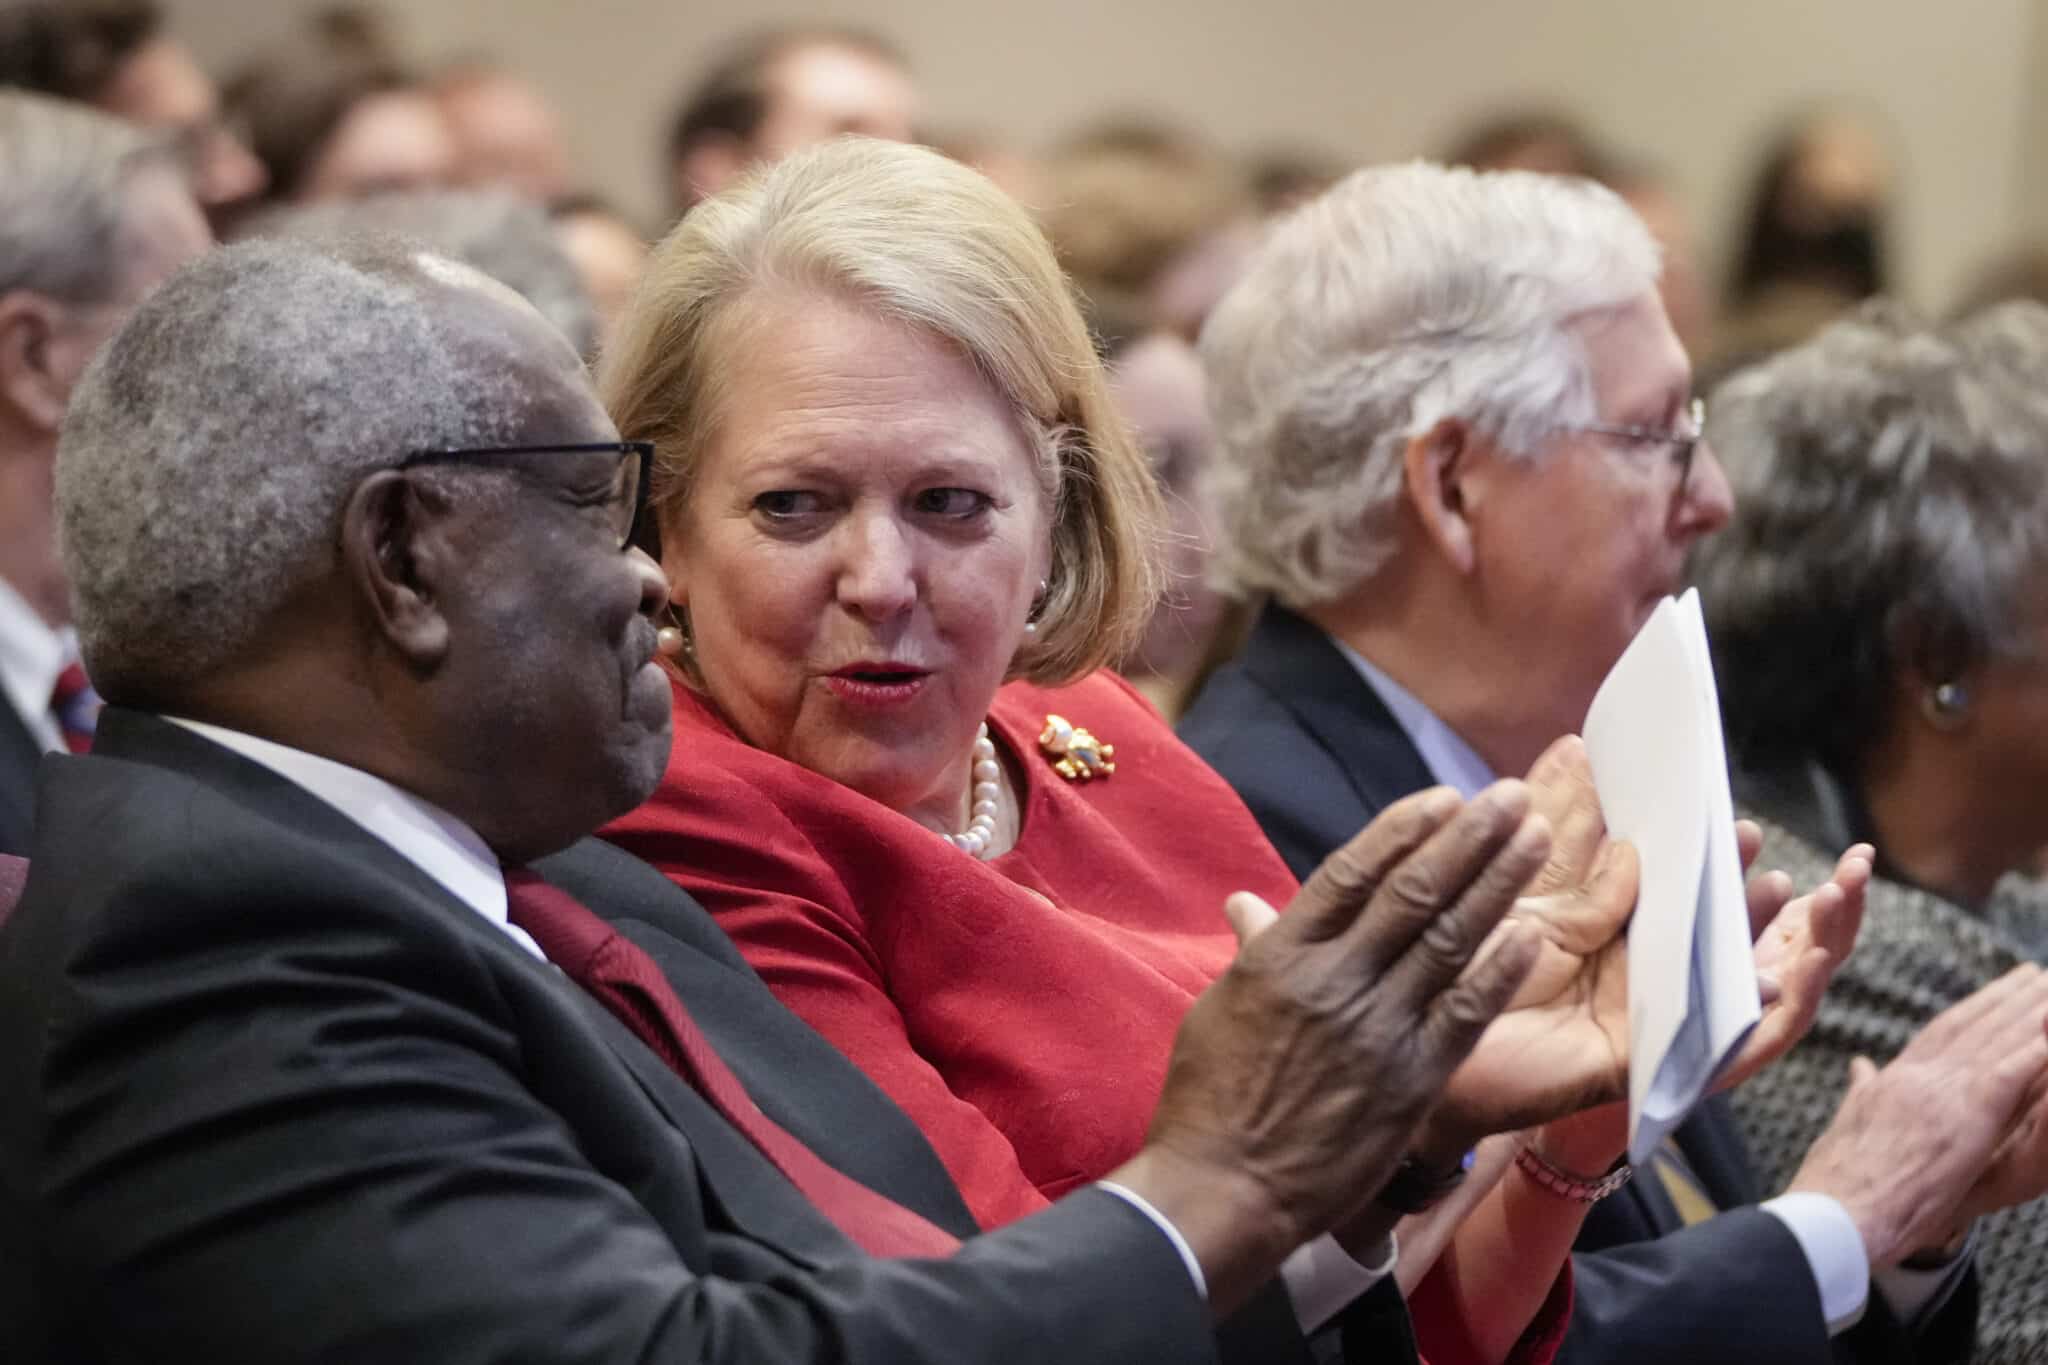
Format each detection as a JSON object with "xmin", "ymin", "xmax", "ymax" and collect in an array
[
  {"xmin": 753, "ymin": 490, "xmax": 821, "ymax": 520},
  {"xmin": 913, "ymin": 488, "xmax": 991, "ymax": 518}
]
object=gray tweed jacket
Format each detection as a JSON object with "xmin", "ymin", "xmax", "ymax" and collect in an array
[{"xmin": 1732, "ymin": 815, "xmax": 2048, "ymax": 1362}]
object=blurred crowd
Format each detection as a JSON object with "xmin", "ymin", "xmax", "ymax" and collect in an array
[
  {"xmin": 10, "ymin": 6, "xmax": 2040, "ymax": 708},
  {"xmin": 10, "ymin": 1, "xmax": 2008, "ymax": 712}
]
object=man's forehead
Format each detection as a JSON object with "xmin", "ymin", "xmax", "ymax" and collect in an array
[
  {"xmin": 1576, "ymin": 292, "xmax": 1690, "ymax": 406},
  {"xmin": 409, "ymin": 256, "xmax": 612, "ymax": 439}
]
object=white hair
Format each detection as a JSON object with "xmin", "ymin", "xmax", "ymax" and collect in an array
[
  {"xmin": 58, "ymin": 236, "xmax": 553, "ymax": 698},
  {"xmin": 0, "ymin": 89, "xmax": 169, "ymax": 302},
  {"xmin": 1198, "ymin": 160, "xmax": 1661, "ymax": 607}
]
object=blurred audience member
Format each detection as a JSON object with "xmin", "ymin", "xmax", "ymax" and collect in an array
[
  {"xmin": 1039, "ymin": 119, "xmax": 1253, "ymax": 341},
  {"xmin": 434, "ymin": 58, "xmax": 573, "ymax": 199},
  {"xmin": 664, "ymin": 25, "xmax": 917, "ymax": 219},
  {"xmin": 1697, "ymin": 299, "xmax": 2048, "ymax": 1352},
  {"xmin": 930, "ymin": 128, "xmax": 1046, "ymax": 207},
  {"xmin": 1181, "ymin": 160, "xmax": 1998, "ymax": 1365},
  {"xmin": 549, "ymin": 195, "xmax": 649, "ymax": 357},
  {"xmin": 0, "ymin": 90, "xmax": 210, "ymax": 854},
  {"xmin": 1246, "ymin": 145, "xmax": 1348, "ymax": 217},
  {"xmin": 1610, "ymin": 161, "xmax": 1714, "ymax": 359},
  {"xmin": 225, "ymin": 23, "xmax": 455, "ymax": 206},
  {"xmin": 252, "ymin": 188, "xmax": 596, "ymax": 357},
  {"xmin": 1104, "ymin": 329, "xmax": 1226, "ymax": 717},
  {"xmin": 0, "ymin": 0, "xmax": 265, "ymax": 225},
  {"xmin": 1713, "ymin": 109, "xmax": 1894, "ymax": 380},
  {"xmin": 1443, "ymin": 108, "xmax": 1609, "ymax": 178}
]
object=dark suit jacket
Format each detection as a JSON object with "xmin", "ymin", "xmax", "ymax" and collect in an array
[
  {"xmin": 1179, "ymin": 603, "xmax": 1975, "ymax": 1365},
  {"xmin": 0, "ymin": 698, "xmax": 40, "ymax": 857},
  {"xmin": 0, "ymin": 710, "xmax": 1225, "ymax": 1365}
]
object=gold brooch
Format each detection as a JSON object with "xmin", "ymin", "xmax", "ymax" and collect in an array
[{"xmin": 1038, "ymin": 713, "xmax": 1116, "ymax": 782}]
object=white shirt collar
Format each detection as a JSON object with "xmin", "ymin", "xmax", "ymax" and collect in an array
[
  {"xmin": 1326, "ymin": 637, "xmax": 1498, "ymax": 799},
  {"xmin": 0, "ymin": 577, "xmax": 71, "ymax": 753},
  {"xmin": 164, "ymin": 717, "xmax": 544, "ymax": 961}
]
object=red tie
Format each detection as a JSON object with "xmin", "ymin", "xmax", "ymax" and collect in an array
[
  {"xmin": 49, "ymin": 661, "xmax": 96, "ymax": 754},
  {"xmin": 502, "ymin": 869, "xmax": 961, "ymax": 1259}
]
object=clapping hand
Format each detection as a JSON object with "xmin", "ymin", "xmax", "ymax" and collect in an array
[
  {"xmin": 1117, "ymin": 783, "xmax": 1548, "ymax": 1313},
  {"xmin": 1426, "ymin": 738, "xmax": 1871, "ymax": 1149}
]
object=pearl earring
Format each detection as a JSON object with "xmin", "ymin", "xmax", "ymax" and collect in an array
[
  {"xmin": 1023, "ymin": 578, "xmax": 1049, "ymax": 636},
  {"xmin": 657, "ymin": 604, "xmax": 692, "ymax": 659},
  {"xmin": 1924, "ymin": 681, "xmax": 1970, "ymax": 730}
]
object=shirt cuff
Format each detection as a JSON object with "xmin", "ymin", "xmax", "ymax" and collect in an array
[
  {"xmin": 1760, "ymin": 1192, "xmax": 1870, "ymax": 1335},
  {"xmin": 1873, "ymin": 1225, "xmax": 1976, "ymax": 1329},
  {"xmin": 1280, "ymin": 1232, "xmax": 1399, "ymax": 1333},
  {"xmin": 1097, "ymin": 1181, "xmax": 1206, "ymax": 1300}
]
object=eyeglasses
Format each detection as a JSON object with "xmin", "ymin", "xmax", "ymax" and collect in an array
[
  {"xmin": 1570, "ymin": 397, "xmax": 1706, "ymax": 498},
  {"xmin": 398, "ymin": 441, "xmax": 653, "ymax": 551}
]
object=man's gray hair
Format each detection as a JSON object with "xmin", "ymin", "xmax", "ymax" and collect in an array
[
  {"xmin": 58, "ymin": 236, "xmax": 547, "ymax": 698},
  {"xmin": 251, "ymin": 189, "xmax": 600, "ymax": 358},
  {"xmin": 1198, "ymin": 160, "xmax": 1660, "ymax": 607},
  {"xmin": 0, "ymin": 88, "xmax": 170, "ymax": 302},
  {"xmin": 1694, "ymin": 299, "xmax": 2048, "ymax": 771}
]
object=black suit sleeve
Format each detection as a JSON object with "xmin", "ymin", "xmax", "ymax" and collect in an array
[
  {"xmin": 1566, "ymin": 1210, "xmax": 1834, "ymax": 1363},
  {"xmin": 17, "ymin": 873, "xmax": 1216, "ymax": 1365}
]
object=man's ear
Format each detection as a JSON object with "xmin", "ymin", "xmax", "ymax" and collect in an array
[
  {"xmin": 1402, "ymin": 416, "xmax": 1478, "ymax": 575},
  {"xmin": 0, "ymin": 291, "xmax": 73, "ymax": 434},
  {"xmin": 341, "ymin": 470, "xmax": 452, "ymax": 670}
]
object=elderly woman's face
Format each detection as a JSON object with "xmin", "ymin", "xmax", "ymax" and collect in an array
[{"xmin": 666, "ymin": 291, "xmax": 1052, "ymax": 819}]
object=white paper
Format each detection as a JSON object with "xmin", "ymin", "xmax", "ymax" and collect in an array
[{"xmin": 1582, "ymin": 589, "xmax": 1761, "ymax": 1165}]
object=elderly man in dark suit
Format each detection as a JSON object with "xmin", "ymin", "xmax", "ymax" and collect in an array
[
  {"xmin": 0, "ymin": 233, "xmax": 1575, "ymax": 1364},
  {"xmin": 1181, "ymin": 161, "xmax": 2048, "ymax": 1365},
  {"xmin": 0, "ymin": 90, "xmax": 211, "ymax": 854}
]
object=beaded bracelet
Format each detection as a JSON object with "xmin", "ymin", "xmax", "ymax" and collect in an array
[{"xmin": 1513, "ymin": 1143, "xmax": 1634, "ymax": 1203}]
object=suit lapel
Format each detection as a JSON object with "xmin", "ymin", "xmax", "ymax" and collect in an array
[
  {"xmin": 1240, "ymin": 604, "xmax": 1439, "ymax": 819},
  {"xmin": 87, "ymin": 709, "xmax": 860, "ymax": 1272},
  {"xmin": 554, "ymin": 982, "xmax": 857, "ymax": 1271}
]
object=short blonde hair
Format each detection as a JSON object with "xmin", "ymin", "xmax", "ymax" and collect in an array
[{"xmin": 602, "ymin": 135, "xmax": 1162, "ymax": 684}]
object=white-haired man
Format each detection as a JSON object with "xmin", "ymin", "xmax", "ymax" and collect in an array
[
  {"xmin": 1182, "ymin": 162, "xmax": 2001, "ymax": 1363},
  {"xmin": 0, "ymin": 90, "xmax": 209, "ymax": 853}
]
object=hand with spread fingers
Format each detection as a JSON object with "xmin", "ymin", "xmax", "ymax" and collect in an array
[
  {"xmin": 1423, "ymin": 737, "xmax": 1872, "ymax": 1153},
  {"xmin": 1110, "ymin": 782, "xmax": 1548, "ymax": 1315}
]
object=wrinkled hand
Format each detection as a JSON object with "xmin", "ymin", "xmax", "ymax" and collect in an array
[
  {"xmin": 1788, "ymin": 965, "xmax": 2048, "ymax": 1267},
  {"xmin": 1113, "ymin": 783, "xmax": 1547, "ymax": 1314},
  {"xmin": 1431, "ymin": 737, "xmax": 1638, "ymax": 1144},
  {"xmin": 1959, "ymin": 1073, "xmax": 2048, "ymax": 1227},
  {"xmin": 1432, "ymin": 737, "xmax": 1871, "ymax": 1147}
]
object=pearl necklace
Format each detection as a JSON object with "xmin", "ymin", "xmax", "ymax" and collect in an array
[{"xmin": 944, "ymin": 723, "xmax": 1003, "ymax": 859}]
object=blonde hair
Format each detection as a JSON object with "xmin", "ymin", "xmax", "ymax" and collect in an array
[{"xmin": 601, "ymin": 135, "xmax": 1162, "ymax": 684}]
